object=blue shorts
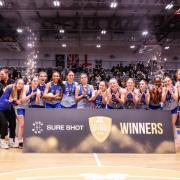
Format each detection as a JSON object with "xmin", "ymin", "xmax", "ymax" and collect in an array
[
  {"xmin": 61, "ymin": 104, "xmax": 77, "ymax": 109},
  {"xmin": 45, "ymin": 103, "xmax": 61, "ymax": 109},
  {"xmin": 178, "ymin": 106, "xmax": 180, "ymax": 112},
  {"xmin": 149, "ymin": 104, "xmax": 162, "ymax": 110},
  {"xmin": 106, "ymin": 104, "xmax": 124, "ymax": 109},
  {"xmin": 171, "ymin": 107, "xmax": 178, "ymax": 115},
  {"xmin": 16, "ymin": 108, "xmax": 25, "ymax": 116}
]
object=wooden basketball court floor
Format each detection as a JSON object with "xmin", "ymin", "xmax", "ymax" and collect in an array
[{"xmin": 0, "ymin": 144, "xmax": 180, "ymax": 180}]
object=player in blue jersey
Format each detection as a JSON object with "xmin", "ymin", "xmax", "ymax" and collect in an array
[
  {"xmin": 61, "ymin": 70, "xmax": 78, "ymax": 108},
  {"xmin": 25, "ymin": 76, "xmax": 41, "ymax": 108},
  {"xmin": 175, "ymin": 69, "xmax": 180, "ymax": 122},
  {"xmin": 75, "ymin": 73, "xmax": 94, "ymax": 109},
  {"xmin": 0, "ymin": 79, "xmax": 25, "ymax": 148},
  {"xmin": 38, "ymin": 71, "xmax": 47, "ymax": 108},
  {"xmin": 106, "ymin": 78, "xmax": 125, "ymax": 109},
  {"xmin": 43, "ymin": 71, "xmax": 63, "ymax": 108},
  {"xmin": 91, "ymin": 81, "xmax": 107, "ymax": 109},
  {"xmin": 136, "ymin": 80, "xmax": 150, "ymax": 110},
  {"xmin": 149, "ymin": 77, "xmax": 163, "ymax": 110},
  {"xmin": 124, "ymin": 78, "xmax": 138, "ymax": 109},
  {"xmin": 162, "ymin": 76, "xmax": 178, "ymax": 133}
]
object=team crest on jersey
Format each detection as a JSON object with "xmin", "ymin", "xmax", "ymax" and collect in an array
[{"xmin": 89, "ymin": 116, "xmax": 112, "ymax": 143}]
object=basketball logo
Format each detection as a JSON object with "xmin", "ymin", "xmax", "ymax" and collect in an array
[{"xmin": 89, "ymin": 116, "xmax": 112, "ymax": 143}]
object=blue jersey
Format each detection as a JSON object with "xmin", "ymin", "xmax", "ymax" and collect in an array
[
  {"xmin": 107, "ymin": 88, "xmax": 123, "ymax": 109},
  {"xmin": 26, "ymin": 85, "xmax": 39, "ymax": 106},
  {"xmin": 38, "ymin": 83, "xmax": 46, "ymax": 106},
  {"xmin": 0, "ymin": 86, "xmax": 13, "ymax": 110},
  {"xmin": 38, "ymin": 83, "xmax": 46, "ymax": 94},
  {"xmin": 61, "ymin": 81, "xmax": 77, "ymax": 108},
  {"xmin": 45, "ymin": 82, "xmax": 62, "ymax": 105},
  {"xmin": 124, "ymin": 90, "xmax": 136, "ymax": 109},
  {"xmin": 77, "ymin": 84, "xmax": 93, "ymax": 109},
  {"xmin": 163, "ymin": 87, "xmax": 178, "ymax": 110},
  {"xmin": 93, "ymin": 95, "xmax": 105, "ymax": 109},
  {"xmin": 137, "ymin": 90, "xmax": 148, "ymax": 109}
]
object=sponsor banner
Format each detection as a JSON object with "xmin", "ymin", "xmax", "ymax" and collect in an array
[{"xmin": 24, "ymin": 109, "xmax": 175, "ymax": 153}]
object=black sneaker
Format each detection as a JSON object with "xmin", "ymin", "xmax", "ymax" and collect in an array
[{"xmin": 19, "ymin": 142, "xmax": 23, "ymax": 149}]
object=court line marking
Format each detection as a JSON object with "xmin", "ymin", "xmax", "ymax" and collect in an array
[
  {"xmin": 16, "ymin": 174, "xmax": 180, "ymax": 180},
  {"xmin": 0, "ymin": 165, "xmax": 180, "ymax": 176},
  {"xmin": 93, "ymin": 153, "xmax": 101, "ymax": 167}
]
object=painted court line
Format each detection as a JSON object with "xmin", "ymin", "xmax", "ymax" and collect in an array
[
  {"xmin": 93, "ymin": 153, "xmax": 102, "ymax": 167},
  {"xmin": 0, "ymin": 165, "xmax": 180, "ymax": 176},
  {"xmin": 16, "ymin": 175, "xmax": 180, "ymax": 180}
]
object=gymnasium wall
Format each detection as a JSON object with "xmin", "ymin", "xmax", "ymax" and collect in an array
[{"xmin": 0, "ymin": 45, "xmax": 179, "ymax": 69}]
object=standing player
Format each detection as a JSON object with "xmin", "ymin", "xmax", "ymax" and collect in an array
[
  {"xmin": 61, "ymin": 70, "xmax": 78, "ymax": 108},
  {"xmin": 106, "ymin": 78, "xmax": 125, "ymax": 109},
  {"xmin": 43, "ymin": 71, "xmax": 63, "ymax": 108},
  {"xmin": 136, "ymin": 80, "xmax": 150, "ymax": 110},
  {"xmin": 91, "ymin": 81, "xmax": 107, "ymax": 109},
  {"xmin": 38, "ymin": 71, "xmax": 47, "ymax": 108},
  {"xmin": 175, "ymin": 69, "xmax": 180, "ymax": 122},
  {"xmin": 0, "ymin": 79, "xmax": 25, "ymax": 148},
  {"xmin": 149, "ymin": 77, "xmax": 163, "ymax": 110},
  {"xmin": 162, "ymin": 76, "xmax": 178, "ymax": 133},
  {"xmin": 75, "ymin": 73, "xmax": 94, "ymax": 109},
  {"xmin": 9, "ymin": 79, "xmax": 26, "ymax": 148},
  {"xmin": 124, "ymin": 78, "xmax": 138, "ymax": 109}
]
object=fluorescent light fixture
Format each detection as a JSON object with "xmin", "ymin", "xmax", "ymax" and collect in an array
[
  {"xmin": 165, "ymin": 2, "xmax": 174, "ymax": 10},
  {"xmin": 142, "ymin": 30, "xmax": 149, "ymax": 36},
  {"xmin": 59, "ymin": 29, "xmax": 65, "ymax": 34},
  {"xmin": 164, "ymin": 46, "xmax": 170, "ymax": 50},
  {"xmin": 101, "ymin": 30, "xmax": 107, "ymax": 35},
  {"xmin": 110, "ymin": 1, "xmax": 118, "ymax": 8},
  {"xmin": 0, "ymin": 0, "xmax": 4, "ymax": 7},
  {"xmin": 53, "ymin": 0, "xmax": 61, "ymax": 7},
  {"xmin": 96, "ymin": 44, "xmax": 101, "ymax": 48},
  {"xmin": 130, "ymin": 45, "xmax": 135, "ymax": 49},
  {"xmin": 16, "ymin": 28, "xmax": 23, "ymax": 33},
  {"xmin": 62, "ymin": 44, "xmax": 67, "ymax": 48}
]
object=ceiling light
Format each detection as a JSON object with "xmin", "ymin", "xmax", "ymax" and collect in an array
[
  {"xmin": 165, "ymin": 2, "xmax": 174, "ymax": 10},
  {"xmin": 16, "ymin": 28, "xmax": 23, "ymax": 33},
  {"xmin": 53, "ymin": 0, "xmax": 61, "ymax": 7},
  {"xmin": 142, "ymin": 30, "xmax": 149, "ymax": 36},
  {"xmin": 0, "ymin": 0, "xmax": 4, "ymax": 7},
  {"xmin": 62, "ymin": 44, "xmax": 67, "ymax": 48},
  {"xmin": 101, "ymin": 30, "xmax": 107, "ymax": 35},
  {"xmin": 59, "ymin": 29, "xmax": 65, "ymax": 34},
  {"xmin": 164, "ymin": 46, "xmax": 170, "ymax": 50},
  {"xmin": 96, "ymin": 44, "xmax": 101, "ymax": 48},
  {"xmin": 130, "ymin": 45, "xmax": 135, "ymax": 49},
  {"xmin": 110, "ymin": 1, "xmax": 118, "ymax": 8}
]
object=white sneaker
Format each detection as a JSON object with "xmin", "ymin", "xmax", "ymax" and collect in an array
[
  {"xmin": 0, "ymin": 140, "xmax": 9, "ymax": 149},
  {"xmin": 9, "ymin": 138, "xmax": 19, "ymax": 148}
]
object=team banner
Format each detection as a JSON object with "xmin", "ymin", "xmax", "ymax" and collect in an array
[{"xmin": 23, "ymin": 109, "xmax": 175, "ymax": 153}]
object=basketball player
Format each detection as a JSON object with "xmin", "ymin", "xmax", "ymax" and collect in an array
[
  {"xmin": 75, "ymin": 73, "xmax": 94, "ymax": 109},
  {"xmin": 91, "ymin": 81, "xmax": 108, "ymax": 109},
  {"xmin": 149, "ymin": 77, "xmax": 163, "ymax": 110},
  {"xmin": 61, "ymin": 70, "xmax": 78, "ymax": 108},
  {"xmin": 0, "ymin": 79, "xmax": 25, "ymax": 148},
  {"xmin": 43, "ymin": 71, "xmax": 63, "ymax": 108},
  {"xmin": 124, "ymin": 78, "xmax": 138, "ymax": 109},
  {"xmin": 25, "ymin": 76, "xmax": 41, "ymax": 108},
  {"xmin": 38, "ymin": 71, "xmax": 47, "ymax": 108},
  {"xmin": 106, "ymin": 78, "xmax": 125, "ymax": 109},
  {"xmin": 9, "ymin": 79, "xmax": 26, "ymax": 148},
  {"xmin": 136, "ymin": 80, "xmax": 150, "ymax": 110},
  {"xmin": 162, "ymin": 76, "xmax": 178, "ymax": 133},
  {"xmin": 175, "ymin": 69, "xmax": 180, "ymax": 121}
]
